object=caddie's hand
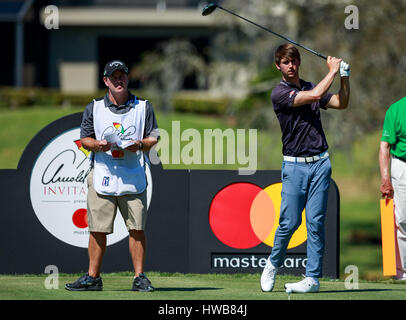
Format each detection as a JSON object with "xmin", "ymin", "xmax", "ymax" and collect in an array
[
  {"xmin": 96, "ymin": 140, "xmax": 111, "ymax": 152},
  {"xmin": 380, "ymin": 178, "xmax": 394, "ymax": 200},
  {"xmin": 327, "ymin": 56, "xmax": 342, "ymax": 74},
  {"xmin": 125, "ymin": 140, "xmax": 143, "ymax": 153},
  {"xmin": 340, "ymin": 61, "xmax": 350, "ymax": 77}
]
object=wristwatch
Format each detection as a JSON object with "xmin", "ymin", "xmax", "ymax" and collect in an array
[{"xmin": 138, "ymin": 141, "xmax": 143, "ymax": 150}]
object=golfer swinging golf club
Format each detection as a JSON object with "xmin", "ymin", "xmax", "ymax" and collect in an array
[{"xmin": 260, "ymin": 44, "xmax": 350, "ymax": 293}]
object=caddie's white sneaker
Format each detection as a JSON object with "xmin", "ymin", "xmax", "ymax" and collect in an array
[
  {"xmin": 260, "ymin": 259, "xmax": 278, "ymax": 292},
  {"xmin": 284, "ymin": 277, "xmax": 320, "ymax": 293}
]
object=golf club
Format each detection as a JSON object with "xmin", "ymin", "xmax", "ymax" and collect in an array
[{"xmin": 202, "ymin": 3, "xmax": 328, "ymax": 60}]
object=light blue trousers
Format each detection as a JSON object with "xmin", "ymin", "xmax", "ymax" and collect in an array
[{"xmin": 270, "ymin": 156, "xmax": 332, "ymax": 278}]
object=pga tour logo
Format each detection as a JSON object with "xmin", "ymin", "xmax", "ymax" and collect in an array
[
  {"xmin": 102, "ymin": 176, "xmax": 110, "ymax": 187},
  {"xmin": 29, "ymin": 128, "xmax": 152, "ymax": 248}
]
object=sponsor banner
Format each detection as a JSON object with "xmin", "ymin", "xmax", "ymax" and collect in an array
[
  {"xmin": 0, "ymin": 113, "xmax": 339, "ymax": 277},
  {"xmin": 188, "ymin": 170, "xmax": 339, "ymax": 277},
  {"xmin": 29, "ymin": 127, "xmax": 152, "ymax": 248}
]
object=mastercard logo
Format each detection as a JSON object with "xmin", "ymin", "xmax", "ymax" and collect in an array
[
  {"xmin": 72, "ymin": 208, "xmax": 88, "ymax": 229},
  {"xmin": 209, "ymin": 182, "xmax": 307, "ymax": 249}
]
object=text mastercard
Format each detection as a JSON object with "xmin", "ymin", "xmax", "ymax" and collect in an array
[{"xmin": 209, "ymin": 182, "xmax": 307, "ymax": 249}]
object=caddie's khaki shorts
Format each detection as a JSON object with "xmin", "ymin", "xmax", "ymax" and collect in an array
[{"xmin": 86, "ymin": 169, "xmax": 147, "ymax": 233}]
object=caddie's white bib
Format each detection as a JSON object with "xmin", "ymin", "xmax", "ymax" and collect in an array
[{"xmin": 93, "ymin": 98, "xmax": 147, "ymax": 195}]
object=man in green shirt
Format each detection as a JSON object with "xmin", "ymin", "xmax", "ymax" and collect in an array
[{"xmin": 379, "ymin": 97, "xmax": 406, "ymax": 280}]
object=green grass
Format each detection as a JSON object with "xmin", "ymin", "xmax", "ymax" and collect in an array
[
  {"xmin": 1, "ymin": 272, "xmax": 405, "ymax": 300},
  {"xmin": 0, "ymin": 107, "xmax": 256, "ymax": 171},
  {"xmin": 0, "ymin": 106, "xmax": 84, "ymax": 168},
  {"xmin": 154, "ymin": 111, "xmax": 243, "ymax": 171}
]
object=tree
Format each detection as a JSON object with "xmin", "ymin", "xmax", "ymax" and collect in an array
[
  {"xmin": 131, "ymin": 39, "xmax": 207, "ymax": 112},
  {"xmin": 209, "ymin": 0, "xmax": 406, "ymax": 151}
]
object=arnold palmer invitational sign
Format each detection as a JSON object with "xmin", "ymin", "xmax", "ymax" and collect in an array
[
  {"xmin": 29, "ymin": 127, "xmax": 152, "ymax": 248},
  {"xmin": 0, "ymin": 113, "xmax": 339, "ymax": 276}
]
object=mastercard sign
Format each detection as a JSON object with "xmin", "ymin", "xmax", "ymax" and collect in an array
[
  {"xmin": 186, "ymin": 170, "xmax": 339, "ymax": 278},
  {"xmin": 209, "ymin": 182, "xmax": 307, "ymax": 250}
]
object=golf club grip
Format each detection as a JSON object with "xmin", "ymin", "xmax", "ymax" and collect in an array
[{"xmin": 218, "ymin": 6, "xmax": 327, "ymax": 60}]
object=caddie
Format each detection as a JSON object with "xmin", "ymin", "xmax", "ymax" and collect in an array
[{"xmin": 65, "ymin": 60, "xmax": 159, "ymax": 292}]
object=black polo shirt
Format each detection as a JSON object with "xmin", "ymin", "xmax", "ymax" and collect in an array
[{"xmin": 271, "ymin": 79, "xmax": 333, "ymax": 157}]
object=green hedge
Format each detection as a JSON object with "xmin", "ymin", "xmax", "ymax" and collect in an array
[
  {"xmin": 0, "ymin": 87, "xmax": 106, "ymax": 109},
  {"xmin": 0, "ymin": 87, "xmax": 231, "ymax": 115},
  {"xmin": 172, "ymin": 95, "xmax": 230, "ymax": 115}
]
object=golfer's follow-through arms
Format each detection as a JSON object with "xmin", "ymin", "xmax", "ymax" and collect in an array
[{"xmin": 201, "ymin": 3, "xmax": 350, "ymax": 72}]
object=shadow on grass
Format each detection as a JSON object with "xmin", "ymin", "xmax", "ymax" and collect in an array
[
  {"xmin": 321, "ymin": 288, "xmax": 402, "ymax": 294},
  {"xmin": 157, "ymin": 287, "xmax": 222, "ymax": 292},
  {"xmin": 113, "ymin": 287, "xmax": 222, "ymax": 292}
]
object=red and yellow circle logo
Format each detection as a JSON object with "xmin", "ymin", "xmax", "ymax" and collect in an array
[{"xmin": 209, "ymin": 182, "xmax": 307, "ymax": 249}]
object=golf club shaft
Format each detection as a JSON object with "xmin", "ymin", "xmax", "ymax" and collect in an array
[{"xmin": 218, "ymin": 6, "xmax": 327, "ymax": 60}]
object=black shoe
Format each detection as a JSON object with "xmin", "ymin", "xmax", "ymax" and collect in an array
[
  {"xmin": 132, "ymin": 273, "xmax": 155, "ymax": 292},
  {"xmin": 65, "ymin": 273, "xmax": 103, "ymax": 291}
]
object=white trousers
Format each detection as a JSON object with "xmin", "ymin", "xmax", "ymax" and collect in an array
[{"xmin": 391, "ymin": 157, "xmax": 406, "ymax": 279}]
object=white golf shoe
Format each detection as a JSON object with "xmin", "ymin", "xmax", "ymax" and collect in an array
[
  {"xmin": 260, "ymin": 260, "xmax": 278, "ymax": 292},
  {"xmin": 396, "ymin": 273, "xmax": 406, "ymax": 280},
  {"xmin": 284, "ymin": 277, "xmax": 320, "ymax": 293}
]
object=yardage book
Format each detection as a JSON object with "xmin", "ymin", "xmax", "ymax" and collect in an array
[{"xmin": 104, "ymin": 132, "xmax": 136, "ymax": 149}]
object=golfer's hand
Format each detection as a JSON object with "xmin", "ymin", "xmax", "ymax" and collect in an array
[
  {"xmin": 340, "ymin": 61, "xmax": 350, "ymax": 77},
  {"xmin": 96, "ymin": 140, "xmax": 112, "ymax": 152},
  {"xmin": 380, "ymin": 178, "xmax": 394, "ymax": 200},
  {"xmin": 327, "ymin": 56, "xmax": 342, "ymax": 75},
  {"xmin": 125, "ymin": 140, "xmax": 143, "ymax": 153}
]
